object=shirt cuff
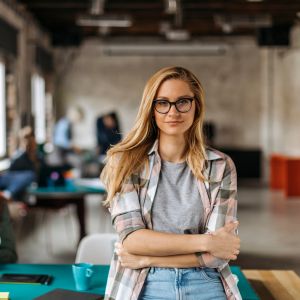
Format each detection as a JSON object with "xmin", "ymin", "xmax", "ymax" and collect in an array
[{"xmin": 113, "ymin": 210, "xmax": 146, "ymax": 243}]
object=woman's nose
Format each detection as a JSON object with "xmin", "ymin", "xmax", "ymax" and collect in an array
[{"xmin": 168, "ymin": 104, "xmax": 179, "ymax": 115}]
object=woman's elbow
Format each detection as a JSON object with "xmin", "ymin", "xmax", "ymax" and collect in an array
[{"xmin": 122, "ymin": 229, "xmax": 146, "ymax": 254}]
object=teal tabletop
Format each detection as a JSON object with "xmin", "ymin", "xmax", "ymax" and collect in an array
[
  {"xmin": 0, "ymin": 264, "xmax": 259, "ymax": 300},
  {"xmin": 231, "ymin": 266, "xmax": 260, "ymax": 300},
  {"xmin": 0, "ymin": 264, "xmax": 109, "ymax": 300},
  {"xmin": 27, "ymin": 184, "xmax": 106, "ymax": 195}
]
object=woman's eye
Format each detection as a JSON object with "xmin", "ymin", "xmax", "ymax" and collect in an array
[
  {"xmin": 157, "ymin": 101, "xmax": 169, "ymax": 106},
  {"xmin": 177, "ymin": 99, "xmax": 189, "ymax": 105}
]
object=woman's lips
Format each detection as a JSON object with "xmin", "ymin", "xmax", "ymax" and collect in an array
[{"xmin": 165, "ymin": 121, "xmax": 184, "ymax": 125}]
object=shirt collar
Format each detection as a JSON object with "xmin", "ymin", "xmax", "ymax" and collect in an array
[
  {"xmin": 147, "ymin": 139, "xmax": 159, "ymax": 156},
  {"xmin": 206, "ymin": 147, "xmax": 222, "ymax": 160},
  {"xmin": 148, "ymin": 140, "xmax": 221, "ymax": 161}
]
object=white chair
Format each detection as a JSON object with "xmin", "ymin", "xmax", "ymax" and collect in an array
[{"xmin": 75, "ymin": 233, "xmax": 118, "ymax": 265}]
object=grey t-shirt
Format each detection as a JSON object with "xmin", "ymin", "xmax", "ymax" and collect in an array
[{"xmin": 152, "ymin": 160, "xmax": 204, "ymax": 234}]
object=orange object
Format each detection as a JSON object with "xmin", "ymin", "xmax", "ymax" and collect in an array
[
  {"xmin": 63, "ymin": 170, "xmax": 74, "ymax": 179},
  {"xmin": 270, "ymin": 154, "xmax": 286, "ymax": 190},
  {"xmin": 284, "ymin": 158, "xmax": 300, "ymax": 197}
]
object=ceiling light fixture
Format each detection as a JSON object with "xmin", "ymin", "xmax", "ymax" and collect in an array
[
  {"xmin": 76, "ymin": 0, "xmax": 132, "ymax": 28},
  {"xmin": 77, "ymin": 14, "xmax": 132, "ymax": 28},
  {"xmin": 214, "ymin": 14, "xmax": 272, "ymax": 31},
  {"xmin": 165, "ymin": 29, "xmax": 190, "ymax": 41}
]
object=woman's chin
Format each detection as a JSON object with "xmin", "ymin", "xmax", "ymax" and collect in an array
[{"xmin": 159, "ymin": 128, "xmax": 187, "ymax": 137}]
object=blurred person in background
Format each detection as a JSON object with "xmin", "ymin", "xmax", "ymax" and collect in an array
[
  {"xmin": 0, "ymin": 126, "xmax": 38, "ymax": 203},
  {"xmin": 53, "ymin": 105, "xmax": 84, "ymax": 169},
  {"xmin": 96, "ymin": 111, "xmax": 122, "ymax": 163}
]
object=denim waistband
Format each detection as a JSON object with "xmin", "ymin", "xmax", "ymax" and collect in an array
[{"xmin": 148, "ymin": 267, "xmax": 216, "ymax": 274}]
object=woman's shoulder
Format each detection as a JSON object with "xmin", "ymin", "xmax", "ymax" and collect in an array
[{"xmin": 205, "ymin": 147, "xmax": 236, "ymax": 168}]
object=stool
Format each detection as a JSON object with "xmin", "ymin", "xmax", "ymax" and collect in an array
[
  {"xmin": 284, "ymin": 158, "xmax": 300, "ymax": 197},
  {"xmin": 270, "ymin": 154, "xmax": 286, "ymax": 189}
]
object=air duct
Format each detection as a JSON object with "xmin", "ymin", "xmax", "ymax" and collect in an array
[{"xmin": 102, "ymin": 43, "xmax": 229, "ymax": 56}]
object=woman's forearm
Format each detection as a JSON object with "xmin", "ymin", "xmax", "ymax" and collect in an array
[
  {"xmin": 123, "ymin": 229, "xmax": 210, "ymax": 256},
  {"xmin": 147, "ymin": 253, "xmax": 201, "ymax": 268},
  {"xmin": 147, "ymin": 253, "xmax": 229, "ymax": 269}
]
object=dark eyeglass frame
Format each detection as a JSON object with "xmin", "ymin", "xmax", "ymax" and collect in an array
[{"xmin": 153, "ymin": 97, "xmax": 194, "ymax": 114}]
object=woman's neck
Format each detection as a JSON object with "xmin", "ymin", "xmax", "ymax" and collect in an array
[{"xmin": 158, "ymin": 134, "xmax": 186, "ymax": 163}]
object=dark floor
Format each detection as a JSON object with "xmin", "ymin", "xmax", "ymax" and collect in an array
[{"xmin": 12, "ymin": 187, "xmax": 300, "ymax": 275}]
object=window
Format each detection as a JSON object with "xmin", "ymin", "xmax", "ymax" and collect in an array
[
  {"xmin": 31, "ymin": 73, "xmax": 46, "ymax": 144},
  {"xmin": 0, "ymin": 61, "xmax": 6, "ymax": 157}
]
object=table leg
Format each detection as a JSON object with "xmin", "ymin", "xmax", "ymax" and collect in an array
[{"xmin": 75, "ymin": 197, "xmax": 86, "ymax": 240}]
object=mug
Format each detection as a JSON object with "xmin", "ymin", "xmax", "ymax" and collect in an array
[{"xmin": 72, "ymin": 263, "xmax": 94, "ymax": 291}]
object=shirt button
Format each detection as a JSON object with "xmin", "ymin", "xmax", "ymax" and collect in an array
[
  {"xmin": 205, "ymin": 208, "xmax": 210, "ymax": 213},
  {"xmin": 226, "ymin": 288, "xmax": 232, "ymax": 295}
]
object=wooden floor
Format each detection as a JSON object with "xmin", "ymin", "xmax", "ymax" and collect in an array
[{"xmin": 244, "ymin": 270, "xmax": 300, "ymax": 300}]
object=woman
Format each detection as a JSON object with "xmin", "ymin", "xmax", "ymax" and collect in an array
[
  {"xmin": 101, "ymin": 66, "xmax": 241, "ymax": 300},
  {"xmin": 0, "ymin": 195, "xmax": 18, "ymax": 263}
]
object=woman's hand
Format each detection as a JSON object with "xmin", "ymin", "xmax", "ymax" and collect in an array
[
  {"xmin": 207, "ymin": 221, "xmax": 240, "ymax": 260},
  {"xmin": 115, "ymin": 243, "xmax": 150, "ymax": 269}
]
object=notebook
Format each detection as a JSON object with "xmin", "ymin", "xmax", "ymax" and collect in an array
[{"xmin": 34, "ymin": 289, "xmax": 102, "ymax": 300}]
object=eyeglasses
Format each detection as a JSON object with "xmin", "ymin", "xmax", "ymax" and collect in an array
[{"xmin": 153, "ymin": 97, "xmax": 194, "ymax": 114}]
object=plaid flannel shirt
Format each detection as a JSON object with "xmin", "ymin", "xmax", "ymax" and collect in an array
[{"xmin": 105, "ymin": 140, "xmax": 242, "ymax": 300}]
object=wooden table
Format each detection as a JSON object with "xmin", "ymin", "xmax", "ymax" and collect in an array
[{"xmin": 243, "ymin": 270, "xmax": 300, "ymax": 300}]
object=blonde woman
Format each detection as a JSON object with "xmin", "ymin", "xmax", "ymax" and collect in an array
[{"xmin": 101, "ymin": 66, "xmax": 241, "ymax": 300}]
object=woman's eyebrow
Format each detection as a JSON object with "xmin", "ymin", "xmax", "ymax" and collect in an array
[{"xmin": 155, "ymin": 94, "xmax": 194, "ymax": 99}]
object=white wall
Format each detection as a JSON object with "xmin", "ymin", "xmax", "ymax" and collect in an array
[
  {"xmin": 54, "ymin": 37, "xmax": 262, "ymax": 150},
  {"xmin": 261, "ymin": 25, "xmax": 300, "ymax": 157}
]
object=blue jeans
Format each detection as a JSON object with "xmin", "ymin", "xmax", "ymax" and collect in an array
[
  {"xmin": 139, "ymin": 267, "xmax": 226, "ymax": 300},
  {"xmin": 0, "ymin": 170, "xmax": 36, "ymax": 200}
]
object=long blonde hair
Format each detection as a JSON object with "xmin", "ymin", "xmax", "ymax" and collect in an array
[{"xmin": 101, "ymin": 66, "xmax": 207, "ymax": 204}]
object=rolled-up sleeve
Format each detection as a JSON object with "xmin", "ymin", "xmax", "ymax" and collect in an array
[
  {"xmin": 109, "ymin": 177, "xmax": 146, "ymax": 243},
  {"xmin": 196, "ymin": 155, "xmax": 238, "ymax": 270}
]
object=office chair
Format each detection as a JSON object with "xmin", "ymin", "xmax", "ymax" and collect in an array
[{"xmin": 75, "ymin": 233, "xmax": 118, "ymax": 265}]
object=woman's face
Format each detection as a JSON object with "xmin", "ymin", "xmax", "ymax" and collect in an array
[{"xmin": 153, "ymin": 79, "xmax": 196, "ymax": 138}]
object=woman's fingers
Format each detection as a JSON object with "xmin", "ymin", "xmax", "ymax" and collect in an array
[
  {"xmin": 115, "ymin": 242, "xmax": 122, "ymax": 249},
  {"xmin": 224, "ymin": 221, "xmax": 239, "ymax": 233}
]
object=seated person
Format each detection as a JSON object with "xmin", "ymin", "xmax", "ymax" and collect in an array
[
  {"xmin": 0, "ymin": 196, "xmax": 18, "ymax": 263},
  {"xmin": 96, "ymin": 112, "xmax": 122, "ymax": 162},
  {"xmin": 0, "ymin": 127, "xmax": 39, "ymax": 202}
]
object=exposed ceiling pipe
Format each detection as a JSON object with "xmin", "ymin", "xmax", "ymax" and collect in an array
[
  {"xmin": 174, "ymin": 0, "xmax": 182, "ymax": 28},
  {"xmin": 90, "ymin": 0, "xmax": 105, "ymax": 15},
  {"xmin": 163, "ymin": 0, "xmax": 190, "ymax": 41},
  {"xmin": 165, "ymin": 0, "xmax": 177, "ymax": 14}
]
